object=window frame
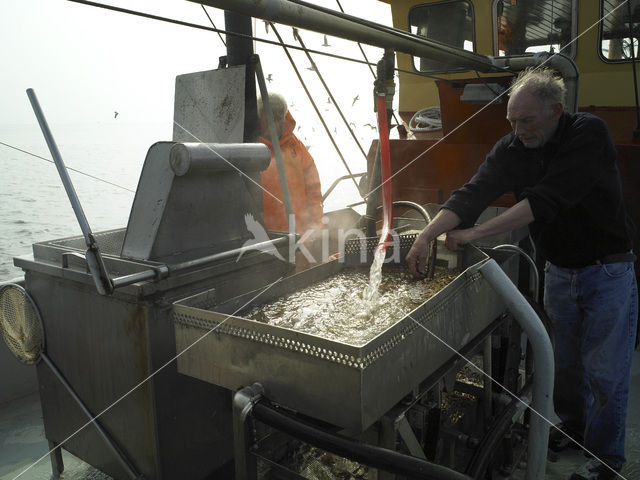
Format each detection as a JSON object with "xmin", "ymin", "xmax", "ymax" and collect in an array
[
  {"xmin": 491, "ymin": 0, "xmax": 578, "ymax": 59},
  {"xmin": 598, "ymin": 0, "xmax": 640, "ymax": 64},
  {"xmin": 408, "ymin": 0, "xmax": 477, "ymax": 75}
]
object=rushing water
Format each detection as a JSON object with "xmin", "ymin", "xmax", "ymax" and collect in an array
[
  {"xmin": 245, "ymin": 266, "xmax": 459, "ymax": 346},
  {"xmin": 361, "ymin": 248, "xmax": 386, "ymax": 306}
]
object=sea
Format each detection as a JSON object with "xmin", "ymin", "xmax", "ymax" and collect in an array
[{"xmin": 0, "ymin": 116, "xmax": 370, "ymax": 282}]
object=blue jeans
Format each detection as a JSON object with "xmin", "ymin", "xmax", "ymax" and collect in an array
[{"xmin": 544, "ymin": 260, "xmax": 638, "ymax": 468}]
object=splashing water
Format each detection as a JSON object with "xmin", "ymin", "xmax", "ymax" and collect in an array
[
  {"xmin": 245, "ymin": 266, "xmax": 458, "ymax": 346},
  {"xmin": 361, "ymin": 248, "xmax": 386, "ymax": 308}
]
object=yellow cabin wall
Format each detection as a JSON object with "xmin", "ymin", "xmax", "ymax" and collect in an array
[{"xmin": 383, "ymin": 0, "xmax": 639, "ymax": 111}]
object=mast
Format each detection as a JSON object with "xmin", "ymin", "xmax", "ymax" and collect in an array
[{"xmin": 224, "ymin": 11, "xmax": 259, "ymax": 142}]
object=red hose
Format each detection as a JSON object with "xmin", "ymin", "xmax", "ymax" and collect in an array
[{"xmin": 375, "ymin": 94, "xmax": 393, "ymax": 253}]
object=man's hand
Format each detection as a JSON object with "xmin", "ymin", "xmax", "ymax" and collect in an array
[
  {"xmin": 406, "ymin": 230, "xmax": 435, "ymax": 278},
  {"xmin": 406, "ymin": 209, "xmax": 462, "ymax": 278}
]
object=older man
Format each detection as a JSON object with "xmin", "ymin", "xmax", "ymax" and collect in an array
[{"xmin": 406, "ymin": 68, "xmax": 637, "ymax": 480}]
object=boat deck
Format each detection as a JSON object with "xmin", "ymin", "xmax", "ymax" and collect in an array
[{"xmin": 1, "ymin": 349, "xmax": 639, "ymax": 480}]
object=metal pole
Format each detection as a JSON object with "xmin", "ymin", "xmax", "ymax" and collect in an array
[
  {"xmin": 253, "ymin": 57, "xmax": 295, "ymax": 230},
  {"xmin": 26, "ymin": 89, "xmax": 92, "ymax": 242},
  {"xmin": 26, "ymin": 88, "xmax": 114, "ymax": 296},
  {"xmin": 478, "ymin": 259, "xmax": 554, "ymax": 480},
  {"xmin": 627, "ymin": 0, "xmax": 640, "ymax": 138},
  {"xmin": 197, "ymin": 0, "xmax": 501, "ymax": 73},
  {"xmin": 41, "ymin": 354, "xmax": 141, "ymax": 479}
]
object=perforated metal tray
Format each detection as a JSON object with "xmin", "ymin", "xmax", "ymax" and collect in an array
[{"xmin": 173, "ymin": 242, "xmax": 516, "ymax": 432}]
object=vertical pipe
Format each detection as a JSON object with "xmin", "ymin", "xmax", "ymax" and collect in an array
[
  {"xmin": 224, "ymin": 12, "xmax": 258, "ymax": 142},
  {"xmin": 478, "ymin": 259, "xmax": 554, "ymax": 480},
  {"xmin": 626, "ymin": 0, "xmax": 640, "ymax": 137},
  {"xmin": 483, "ymin": 335, "xmax": 493, "ymax": 420}
]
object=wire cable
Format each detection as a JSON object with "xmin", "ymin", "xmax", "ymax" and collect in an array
[
  {"xmin": 293, "ymin": 28, "xmax": 369, "ymax": 160},
  {"xmin": 335, "ymin": 0, "xmax": 403, "ymax": 129},
  {"xmin": 0, "ymin": 141, "xmax": 135, "ymax": 193},
  {"xmin": 200, "ymin": 4, "xmax": 226, "ymax": 46},
  {"xmin": 65, "ymin": 0, "xmax": 453, "ymax": 83}
]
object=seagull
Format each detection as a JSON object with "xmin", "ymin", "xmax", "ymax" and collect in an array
[
  {"xmin": 114, "ymin": 111, "xmax": 119, "ymax": 119},
  {"xmin": 263, "ymin": 20, "xmax": 270, "ymax": 33},
  {"xmin": 306, "ymin": 64, "xmax": 316, "ymax": 72},
  {"xmin": 322, "ymin": 35, "xmax": 331, "ymax": 47},
  {"xmin": 364, "ymin": 123, "xmax": 377, "ymax": 129},
  {"xmin": 266, "ymin": 74, "xmax": 273, "ymax": 82},
  {"xmin": 352, "ymin": 94, "xmax": 359, "ymax": 106}
]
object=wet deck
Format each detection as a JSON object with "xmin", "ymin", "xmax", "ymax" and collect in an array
[{"xmin": 1, "ymin": 349, "xmax": 639, "ymax": 480}]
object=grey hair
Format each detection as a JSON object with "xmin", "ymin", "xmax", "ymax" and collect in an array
[
  {"xmin": 510, "ymin": 68, "xmax": 566, "ymax": 107},
  {"xmin": 258, "ymin": 92, "xmax": 288, "ymax": 136}
]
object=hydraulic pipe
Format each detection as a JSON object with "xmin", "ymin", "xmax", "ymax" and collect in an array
[
  {"xmin": 376, "ymin": 200, "xmax": 432, "ymax": 224},
  {"xmin": 251, "ymin": 399, "xmax": 473, "ymax": 480},
  {"xmin": 492, "ymin": 53, "xmax": 579, "ymax": 113},
  {"xmin": 196, "ymin": 0, "xmax": 500, "ymax": 73},
  {"xmin": 375, "ymin": 93, "xmax": 393, "ymax": 254},
  {"xmin": 492, "ymin": 244, "xmax": 540, "ymax": 303},
  {"xmin": 478, "ymin": 259, "xmax": 554, "ymax": 480}
]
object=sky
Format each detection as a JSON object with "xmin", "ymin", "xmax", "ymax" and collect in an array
[
  {"xmin": 0, "ymin": 0, "xmax": 393, "ymax": 129},
  {"xmin": 0, "ymin": 0, "xmax": 395, "ymax": 216}
]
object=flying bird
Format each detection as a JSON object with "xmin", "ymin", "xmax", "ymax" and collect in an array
[
  {"xmin": 114, "ymin": 111, "xmax": 119, "ymax": 119},
  {"xmin": 322, "ymin": 35, "xmax": 331, "ymax": 47},
  {"xmin": 267, "ymin": 74, "xmax": 273, "ymax": 82},
  {"xmin": 352, "ymin": 95, "xmax": 359, "ymax": 106}
]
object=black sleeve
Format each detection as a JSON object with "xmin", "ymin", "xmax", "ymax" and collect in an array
[
  {"xmin": 520, "ymin": 115, "xmax": 613, "ymax": 224},
  {"xmin": 442, "ymin": 139, "xmax": 513, "ymax": 227}
]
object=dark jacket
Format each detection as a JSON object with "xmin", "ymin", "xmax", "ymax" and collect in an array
[{"xmin": 443, "ymin": 111, "xmax": 633, "ymax": 268}]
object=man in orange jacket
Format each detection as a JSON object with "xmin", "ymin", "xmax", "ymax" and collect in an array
[{"xmin": 258, "ymin": 93, "xmax": 323, "ymax": 236}]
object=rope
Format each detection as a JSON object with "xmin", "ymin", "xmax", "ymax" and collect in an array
[
  {"xmin": 0, "ymin": 141, "xmax": 135, "ymax": 193},
  {"xmin": 269, "ymin": 24, "xmax": 361, "ymax": 195}
]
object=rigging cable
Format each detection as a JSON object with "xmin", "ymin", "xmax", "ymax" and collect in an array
[
  {"xmin": 269, "ymin": 23, "xmax": 361, "ymax": 195},
  {"xmin": 293, "ymin": 28, "xmax": 369, "ymax": 160},
  {"xmin": 0, "ymin": 141, "xmax": 135, "ymax": 193},
  {"xmin": 64, "ymin": 0, "xmax": 453, "ymax": 83},
  {"xmin": 200, "ymin": 4, "xmax": 226, "ymax": 47},
  {"xmin": 335, "ymin": 0, "xmax": 402, "ymax": 129}
]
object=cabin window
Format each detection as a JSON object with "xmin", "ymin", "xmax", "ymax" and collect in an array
[
  {"xmin": 408, "ymin": 0, "xmax": 476, "ymax": 74},
  {"xmin": 599, "ymin": 0, "xmax": 640, "ymax": 62},
  {"xmin": 492, "ymin": 0, "xmax": 577, "ymax": 58}
]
